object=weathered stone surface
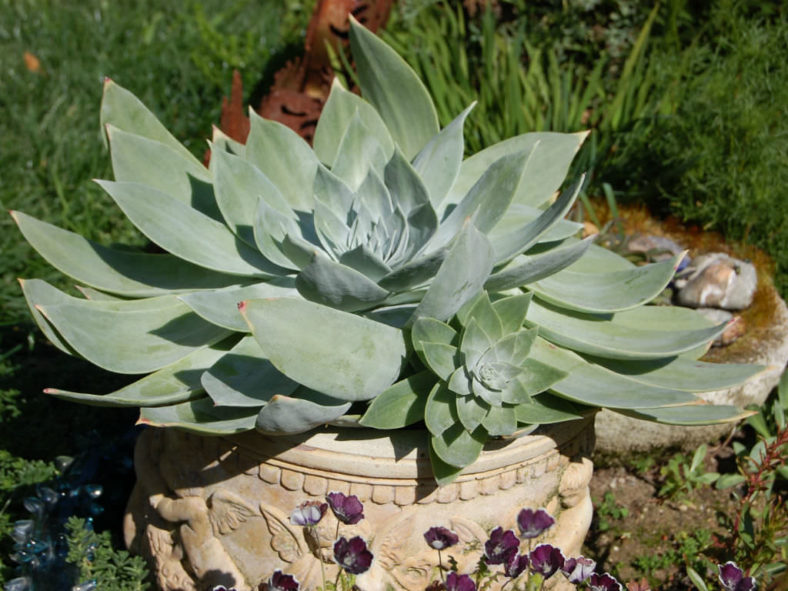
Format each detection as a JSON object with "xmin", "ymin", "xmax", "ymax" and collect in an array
[
  {"xmin": 675, "ymin": 253, "xmax": 758, "ymax": 310},
  {"xmin": 125, "ymin": 420, "xmax": 595, "ymax": 591}
]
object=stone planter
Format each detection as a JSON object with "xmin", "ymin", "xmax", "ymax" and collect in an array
[{"xmin": 124, "ymin": 418, "xmax": 595, "ymax": 591}]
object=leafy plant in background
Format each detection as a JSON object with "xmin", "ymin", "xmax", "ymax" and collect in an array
[
  {"xmin": 657, "ymin": 444, "xmax": 720, "ymax": 500},
  {"xmin": 10, "ymin": 16, "xmax": 763, "ymax": 484}
]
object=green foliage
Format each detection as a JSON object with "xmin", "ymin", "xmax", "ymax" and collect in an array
[
  {"xmin": 65, "ymin": 517, "xmax": 150, "ymax": 591},
  {"xmin": 632, "ymin": 528, "xmax": 715, "ymax": 586},
  {"xmin": 595, "ymin": 491, "xmax": 630, "ymax": 533},
  {"xmin": 657, "ymin": 444, "xmax": 720, "ymax": 500}
]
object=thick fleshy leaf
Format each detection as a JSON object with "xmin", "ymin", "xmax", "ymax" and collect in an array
[
  {"xmin": 245, "ymin": 111, "xmax": 318, "ymax": 211},
  {"xmin": 447, "ymin": 367, "xmax": 472, "ymax": 396},
  {"xmin": 491, "ymin": 293, "xmax": 534, "ymax": 335},
  {"xmin": 296, "ymin": 255, "xmax": 390, "ymax": 312},
  {"xmin": 583, "ymin": 355, "xmax": 764, "ymax": 392},
  {"xmin": 462, "ymin": 293, "xmax": 503, "ymax": 341},
  {"xmin": 107, "ymin": 126, "xmax": 219, "ymax": 220},
  {"xmin": 254, "ymin": 199, "xmax": 312, "ymax": 270},
  {"xmin": 211, "ymin": 125, "xmax": 246, "ymax": 158},
  {"xmin": 46, "ymin": 340, "xmax": 236, "ymax": 407},
  {"xmin": 255, "ymin": 389, "xmax": 352, "ymax": 434},
  {"xmin": 202, "ymin": 336, "xmax": 298, "ymax": 406},
  {"xmin": 313, "ymin": 165, "xmax": 355, "ymax": 229},
  {"xmin": 485, "ymin": 237, "xmax": 594, "ymax": 291},
  {"xmin": 425, "ymin": 383, "xmax": 458, "ymax": 436},
  {"xmin": 529, "ymin": 254, "xmax": 684, "ymax": 313},
  {"xmin": 409, "ymin": 224, "xmax": 495, "ymax": 324},
  {"xmin": 514, "ymin": 392, "xmax": 590, "ymax": 424},
  {"xmin": 35, "ymin": 290, "xmax": 232, "ymax": 374},
  {"xmin": 428, "ymin": 151, "xmax": 530, "ymax": 252},
  {"xmin": 100, "ymin": 79, "xmax": 200, "ymax": 165},
  {"xmin": 331, "ymin": 112, "xmax": 388, "ymax": 190},
  {"xmin": 503, "ymin": 359, "xmax": 567, "ymax": 403},
  {"xmin": 527, "ymin": 299, "xmax": 726, "ymax": 360},
  {"xmin": 411, "ymin": 317, "xmax": 457, "ymax": 350},
  {"xmin": 139, "ymin": 397, "xmax": 258, "ymax": 434},
  {"xmin": 359, "ymin": 371, "xmax": 435, "ymax": 429},
  {"xmin": 460, "ymin": 319, "xmax": 495, "ymax": 370},
  {"xmin": 482, "ymin": 405, "xmax": 517, "ymax": 436},
  {"xmin": 339, "ymin": 246, "xmax": 391, "ymax": 282},
  {"xmin": 430, "ymin": 423, "xmax": 485, "ymax": 469},
  {"xmin": 529, "ymin": 338, "xmax": 700, "ymax": 408},
  {"xmin": 428, "ymin": 444, "xmax": 465, "ymax": 486},
  {"xmin": 444, "ymin": 131, "xmax": 588, "ymax": 213},
  {"xmin": 179, "ymin": 280, "xmax": 297, "ymax": 331},
  {"xmin": 97, "ymin": 181, "xmax": 282, "ymax": 277},
  {"xmin": 491, "ymin": 205, "xmax": 584, "ymax": 249},
  {"xmin": 349, "ymin": 17, "xmax": 439, "ymax": 159},
  {"xmin": 18, "ymin": 279, "xmax": 79, "ymax": 355},
  {"xmin": 412, "ymin": 103, "xmax": 475, "ymax": 209},
  {"xmin": 241, "ymin": 298, "xmax": 407, "ymax": 401},
  {"xmin": 12, "ymin": 211, "xmax": 242, "ymax": 297},
  {"xmin": 615, "ymin": 404, "xmax": 756, "ymax": 425},
  {"xmin": 420, "ymin": 342, "xmax": 458, "ymax": 381},
  {"xmin": 490, "ymin": 176, "xmax": 584, "ymax": 264},
  {"xmin": 377, "ymin": 248, "xmax": 448, "ymax": 292},
  {"xmin": 566, "ymin": 241, "xmax": 634, "ymax": 273},
  {"xmin": 313, "ymin": 77, "xmax": 395, "ymax": 166},
  {"xmin": 456, "ymin": 395, "xmax": 489, "ymax": 432}
]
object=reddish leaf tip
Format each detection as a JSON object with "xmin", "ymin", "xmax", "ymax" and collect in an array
[{"xmin": 237, "ymin": 300, "xmax": 247, "ymax": 312}]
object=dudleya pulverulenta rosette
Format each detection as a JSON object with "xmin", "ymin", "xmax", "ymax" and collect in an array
[{"xmin": 13, "ymin": 18, "xmax": 763, "ymax": 484}]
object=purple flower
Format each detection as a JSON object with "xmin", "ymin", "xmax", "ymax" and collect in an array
[
  {"xmin": 562, "ymin": 556, "xmax": 596, "ymax": 583},
  {"xmin": 516, "ymin": 508, "xmax": 555, "ymax": 539},
  {"xmin": 326, "ymin": 492, "xmax": 364, "ymax": 525},
  {"xmin": 258, "ymin": 571, "xmax": 300, "ymax": 591},
  {"xmin": 503, "ymin": 552, "xmax": 529, "ymax": 578},
  {"xmin": 528, "ymin": 543, "xmax": 565, "ymax": 579},
  {"xmin": 290, "ymin": 501, "xmax": 327, "ymax": 527},
  {"xmin": 483, "ymin": 527, "xmax": 520, "ymax": 565},
  {"xmin": 212, "ymin": 587, "xmax": 237, "ymax": 591},
  {"xmin": 587, "ymin": 573, "xmax": 623, "ymax": 591},
  {"xmin": 333, "ymin": 536, "xmax": 373, "ymax": 575},
  {"xmin": 424, "ymin": 526, "xmax": 459, "ymax": 550},
  {"xmin": 445, "ymin": 572, "xmax": 476, "ymax": 591},
  {"xmin": 718, "ymin": 562, "xmax": 756, "ymax": 591}
]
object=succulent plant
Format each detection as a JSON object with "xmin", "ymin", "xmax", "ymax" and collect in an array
[{"xmin": 13, "ymin": 18, "xmax": 762, "ymax": 483}]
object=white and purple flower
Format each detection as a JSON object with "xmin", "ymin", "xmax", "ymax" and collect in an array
[
  {"xmin": 326, "ymin": 491, "xmax": 364, "ymax": 525},
  {"xmin": 483, "ymin": 526, "xmax": 520, "ymax": 565},
  {"xmin": 423, "ymin": 526, "xmax": 460, "ymax": 550},
  {"xmin": 562, "ymin": 556, "xmax": 596, "ymax": 584},
  {"xmin": 289, "ymin": 501, "xmax": 328, "ymax": 527},
  {"xmin": 528, "ymin": 543, "xmax": 565, "ymax": 579},
  {"xmin": 516, "ymin": 508, "xmax": 555, "ymax": 539},
  {"xmin": 718, "ymin": 562, "xmax": 756, "ymax": 591},
  {"xmin": 333, "ymin": 536, "xmax": 373, "ymax": 575}
]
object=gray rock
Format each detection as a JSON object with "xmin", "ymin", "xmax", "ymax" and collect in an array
[
  {"xmin": 625, "ymin": 234, "xmax": 686, "ymax": 262},
  {"xmin": 675, "ymin": 253, "xmax": 757, "ymax": 310}
]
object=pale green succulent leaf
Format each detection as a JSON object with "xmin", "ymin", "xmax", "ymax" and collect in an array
[
  {"xmin": 470, "ymin": 376, "xmax": 504, "ymax": 406},
  {"xmin": 377, "ymin": 248, "xmax": 448, "ymax": 292},
  {"xmin": 514, "ymin": 392, "xmax": 590, "ymax": 424},
  {"xmin": 179, "ymin": 280, "xmax": 297, "ymax": 331},
  {"xmin": 409, "ymin": 224, "xmax": 495, "ymax": 324},
  {"xmin": 331, "ymin": 111, "xmax": 388, "ymax": 190},
  {"xmin": 615, "ymin": 404, "xmax": 756, "ymax": 425},
  {"xmin": 349, "ymin": 17, "xmax": 439, "ymax": 159},
  {"xmin": 140, "ymin": 397, "xmax": 258, "ymax": 434},
  {"xmin": 430, "ymin": 423, "xmax": 485, "ymax": 469},
  {"xmin": 566, "ymin": 241, "xmax": 635, "ymax": 273},
  {"xmin": 485, "ymin": 236, "xmax": 594, "ymax": 291},
  {"xmin": 420, "ymin": 342, "xmax": 458, "ymax": 381},
  {"xmin": 583, "ymin": 355, "xmax": 765, "ymax": 393},
  {"xmin": 12, "ymin": 211, "xmax": 242, "ymax": 297},
  {"xmin": 491, "ymin": 293, "xmax": 534, "ymax": 335},
  {"xmin": 35, "ymin": 291, "xmax": 232, "ymax": 374},
  {"xmin": 254, "ymin": 199, "xmax": 308, "ymax": 270},
  {"xmin": 280, "ymin": 233, "xmax": 321, "ymax": 270},
  {"xmin": 490, "ymin": 176, "xmax": 584, "ymax": 264},
  {"xmin": 491, "ymin": 204, "xmax": 584, "ymax": 249},
  {"xmin": 339, "ymin": 245, "xmax": 392, "ymax": 282},
  {"xmin": 429, "ymin": 443, "xmax": 465, "ymax": 486},
  {"xmin": 530, "ymin": 254, "xmax": 683, "ymax": 313},
  {"xmin": 412, "ymin": 103, "xmax": 475, "ymax": 209},
  {"xmin": 503, "ymin": 359, "xmax": 568, "ymax": 403},
  {"xmin": 359, "ymin": 370, "xmax": 435, "ymax": 429},
  {"xmin": 100, "ymin": 79, "xmax": 200, "ymax": 165},
  {"xmin": 211, "ymin": 125, "xmax": 245, "ymax": 158},
  {"xmin": 296, "ymin": 255, "xmax": 390, "ymax": 312},
  {"xmin": 456, "ymin": 394, "xmax": 489, "ymax": 432},
  {"xmin": 463, "ymin": 293, "xmax": 503, "ymax": 341},
  {"xmin": 411, "ymin": 317, "xmax": 458, "ymax": 351},
  {"xmin": 211, "ymin": 147, "xmax": 291, "ymax": 248},
  {"xmin": 97, "ymin": 180, "xmax": 282, "ymax": 277},
  {"xmin": 47, "ymin": 339, "xmax": 236, "ymax": 407},
  {"xmin": 255, "ymin": 389, "xmax": 352, "ymax": 434},
  {"xmin": 313, "ymin": 77, "xmax": 395, "ymax": 166},
  {"xmin": 241, "ymin": 297, "xmax": 407, "ymax": 401},
  {"xmin": 107, "ymin": 126, "xmax": 219, "ymax": 220},
  {"xmin": 447, "ymin": 367, "xmax": 472, "ymax": 396},
  {"xmin": 313, "ymin": 196, "xmax": 353, "ymax": 259},
  {"xmin": 425, "ymin": 382, "xmax": 459, "ymax": 436},
  {"xmin": 527, "ymin": 299, "xmax": 726, "ymax": 360},
  {"xmin": 246, "ymin": 112, "xmax": 318, "ymax": 211},
  {"xmin": 482, "ymin": 405, "xmax": 517, "ymax": 436},
  {"xmin": 18, "ymin": 279, "xmax": 85, "ymax": 356},
  {"xmin": 76, "ymin": 286, "xmax": 124, "ymax": 301},
  {"xmin": 460, "ymin": 318, "xmax": 495, "ymax": 370},
  {"xmin": 429, "ymin": 150, "xmax": 530, "ymax": 252},
  {"xmin": 445, "ymin": 131, "xmax": 588, "ymax": 213},
  {"xmin": 202, "ymin": 336, "xmax": 299, "ymax": 407}
]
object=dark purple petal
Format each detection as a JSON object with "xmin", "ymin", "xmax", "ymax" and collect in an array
[
  {"xmin": 212, "ymin": 587, "xmax": 237, "ymax": 591},
  {"xmin": 290, "ymin": 501, "xmax": 327, "ymax": 527},
  {"xmin": 484, "ymin": 527, "xmax": 520, "ymax": 565},
  {"xmin": 424, "ymin": 526, "xmax": 460, "ymax": 550},
  {"xmin": 504, "ymin": 552, "xmax": 529, "ymax": 578},
  {"xmin": 587, "ymin": 572, "xmax": 623, "ymax": 591},
  {"xmin": 516, "ymin": 508, "xmax": 555, "ymax": 539},
  {"xmin": 333, "ymin": 536, "xmax": 373, "ymax": 575},
  {"xmin": 562, "ymin": 556, "xmax": 596, "ymax": 583},
  {"xmin": 528, "ymin": 544, "xmax": 565, "ymax": 579},
  {"xmin": 718, "ymin": 562, "xmax": 756, "ymax": 591},
  {"xmin": 326, "ymin": 492, "xmax": 365, "ymax": 525},
  {"xmin": 446, "ymin": 572, "xmax": 476, "ymax": 591},
  {"xmin": 258, "ymin": 570, "xmax": 300, "ymax": 591}
]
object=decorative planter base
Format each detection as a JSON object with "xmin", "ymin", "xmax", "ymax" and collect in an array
[{"xmin": 124, "ymin": 418, "xmax": 595, "ymax": 591}]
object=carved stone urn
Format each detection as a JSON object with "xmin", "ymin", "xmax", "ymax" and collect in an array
[{"xmin": 124, "ymin": 417, "xmax": 595, "ymax": 591}]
